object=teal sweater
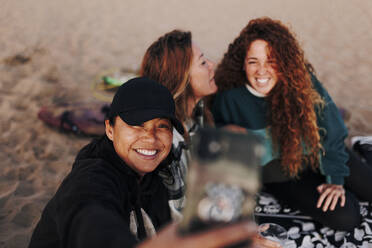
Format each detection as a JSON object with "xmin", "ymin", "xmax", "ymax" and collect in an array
[{"xmin": 212, "ymin": 75, "xmax": 349, "ymax": 185}]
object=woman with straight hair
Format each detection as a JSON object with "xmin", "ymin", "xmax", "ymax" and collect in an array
[{"xmin": 140, "ymin": 30, "xmax": 218, "ymax": 211}]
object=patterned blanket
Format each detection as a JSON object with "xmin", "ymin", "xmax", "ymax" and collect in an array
[{"xmin": 255, "ymin": 193, "xmax": 372, "ymax": 248}]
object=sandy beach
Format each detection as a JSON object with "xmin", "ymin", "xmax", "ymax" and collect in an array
[{"xmin": 1, "ymin": 0, "xmax": 372, "ymax": 247}]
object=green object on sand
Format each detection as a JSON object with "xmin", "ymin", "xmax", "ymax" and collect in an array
[{"xmin": 102, "ymin": 76, "xmax": 124, "ymax": 86}]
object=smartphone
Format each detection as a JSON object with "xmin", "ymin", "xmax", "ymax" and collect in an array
[{"xmin": 178, "ymin": 127, "xmax": 264, "ymax": 235}]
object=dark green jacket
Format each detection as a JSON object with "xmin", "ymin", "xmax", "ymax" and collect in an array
[{"xmin": 212, "ymin": 75, "xmax": 349, "ymax": 185}]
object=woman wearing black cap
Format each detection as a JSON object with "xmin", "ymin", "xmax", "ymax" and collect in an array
[{"xmin": 29, "ymin": 77, "xmax": 278, "ymax": 248}]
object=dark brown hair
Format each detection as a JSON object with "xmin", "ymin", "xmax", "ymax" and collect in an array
[{"xmin": 215, "ymin": 17, "xmax": 323, "ymax": 176}]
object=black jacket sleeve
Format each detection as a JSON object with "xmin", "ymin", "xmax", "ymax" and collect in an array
[
  {"xmin": 64, "ymin": 204, "xmax": 137, "ymax": 248},
  {"xmin": 55, "ymin": 160, "xmax": 138, "ymax": 248}
]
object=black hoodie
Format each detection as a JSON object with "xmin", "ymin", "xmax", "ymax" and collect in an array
[{"xmin": 29, "ymin": 136, "xmax": 171, "ymax": 248}]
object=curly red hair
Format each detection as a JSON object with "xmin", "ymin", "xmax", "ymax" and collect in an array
[{"xmin": 215, "ymin": 17, "xmax": 323, "ymax": 176}]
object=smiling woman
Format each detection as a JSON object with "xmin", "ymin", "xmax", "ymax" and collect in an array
[
  {"xmin": 244, "ymin": 39, "xmax": 278, "ymax": 96},
  {"xmin": 28, "ymin": 77, "xmax": 182, "ymax": 247},
  {"xmin": 212, "ymin": 17, "xmax": 372, "ymax": 232},
  {"xmin": 189, "ymin": 43, "xmax": 218, "ymax": 103},
  {"xmin": 140, "ymin": 30, "xmax": 217, "ymax": 129},
  {"xmin": 105, "ymin": 117, "xmax": 173, "ymax": 177},
  {"xmin": 139, "ymin": 30, "xmax": 219, "ymax": 212}
]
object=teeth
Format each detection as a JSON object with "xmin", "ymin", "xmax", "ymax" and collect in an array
[
  {"xmin": 257, "ymin": 78, "xmax": 269, "ymax": 84},
  {"xmin": 136, "ymin": 149, "xmax": 157, "ymax": 156}
]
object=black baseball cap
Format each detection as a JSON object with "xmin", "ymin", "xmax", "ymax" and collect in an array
[{"xmin": 108, "ymin": 77, "xmax": 184, "ymax": 135}]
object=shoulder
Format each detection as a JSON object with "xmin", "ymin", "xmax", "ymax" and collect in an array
[
  {"xmin": 215, "ymin": 86, "xmax": 266, "ymax": 110},
  {"xmin": 72, "ymin": 158, "xmax": 122, "ymax": 183},
  {"xmin": 56, "ymin": 158, "xmax": 128, "ymax": 204},
  {"xmin": 217, "ymin": 86, "xmax": 247, "ymax": 97},
  {"xmin": 214, "ymin": 86, "xmax": 254, "ymax": 105},
  {"xmin": 309, "ymin": 73, "xmax": 331, "ymax": 100},
  {"xmin": 172, "ymin": 128, "xmax": 185, "ymax": 145}
]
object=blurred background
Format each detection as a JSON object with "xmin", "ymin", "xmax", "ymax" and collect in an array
[{"xmin": 1, "ymin": 0, "xmax": 372, "ymax": 247}]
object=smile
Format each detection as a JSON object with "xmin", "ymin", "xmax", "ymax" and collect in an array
[
  {"xmin": 135, "ymin": 149, "xmax": 158, "ymax": 156},
  {"xmin": 256, "ymin": 78, "xmax": 269, "ymax": 84}
]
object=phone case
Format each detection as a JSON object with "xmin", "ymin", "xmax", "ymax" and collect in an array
[{"xmin": 179, "ymin": 127, "xmax": 264, "ymax": 235}]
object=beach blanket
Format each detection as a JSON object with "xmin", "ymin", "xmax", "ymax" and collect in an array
[{"xmin": 255, "ymin": 193, "xmax": 372, "ymax": 247}]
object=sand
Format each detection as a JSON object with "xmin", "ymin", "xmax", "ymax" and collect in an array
[{"xmin": 1, "ymin": 0, "xmax": 372, "ymax": 247}]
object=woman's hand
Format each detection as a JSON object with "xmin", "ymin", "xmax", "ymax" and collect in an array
[
  {"xmin": 138, "ymin": 221, "xmax": 282, "ymax": 248},
  {"xmin": 222, "ymin": 124, "xmax": 248, "ymax": 134},
  {"xmin": 316, "ymin": 183, "xmax": 346, "ymax": 212},
  {"xmin": 251, "ymin": 232, "xmax": 283, "ymax": 248}
]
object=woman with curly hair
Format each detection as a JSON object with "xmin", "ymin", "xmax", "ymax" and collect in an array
[{"xmin": 212, "ymin": 17, "xmax": 372, "ymax": 231}]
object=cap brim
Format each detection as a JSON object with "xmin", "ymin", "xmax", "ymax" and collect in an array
[{"xmin": 118, "ymin": 109, "xmax": 184, "ymax": 135}]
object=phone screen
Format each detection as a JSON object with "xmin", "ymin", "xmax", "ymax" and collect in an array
[{"xmin": 178, "ymin": 127, "xmax": 264, "ymax": 235}]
